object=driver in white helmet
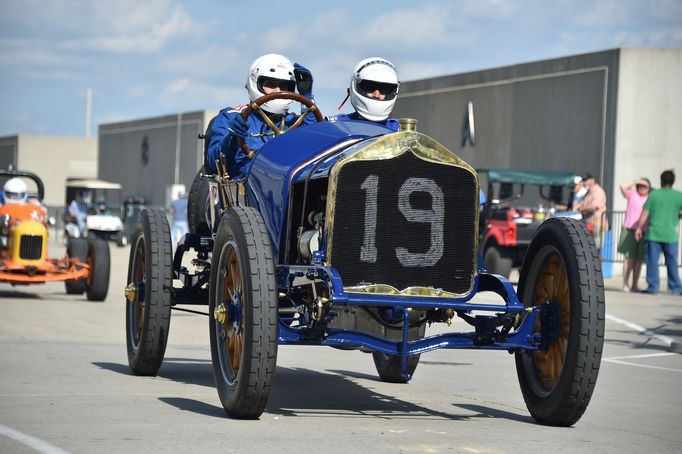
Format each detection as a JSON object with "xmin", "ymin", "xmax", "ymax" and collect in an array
[
  {"xmin": 205, "ymin": 53, "xmax": 317, "ymax": 179},
  {"xmin": 2, "ymin": 178, "xmax": 28, "ymax": 205},
  {"xmin": 331, "ymin": 57, "xmax": 400, "ymax": 131}
]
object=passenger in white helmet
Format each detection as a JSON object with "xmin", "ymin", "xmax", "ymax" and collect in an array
[
  {"xmin": 331, "ymin": 57, "xmax": 400, "ymax": 131},
  {"xmin": 205, "ymin": 53, "xmax": 317, "ymax": 179}
]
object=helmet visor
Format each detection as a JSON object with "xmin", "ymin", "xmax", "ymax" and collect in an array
[
  {"xmin": 357, "ymin": 79, "xmax": 398, "ymax": 100},
  {"xmin": 257, "ymin": 76, "xmax": 295, "ymax": 94},
  {"xmin": 5, "ymin": 191, "xmax": 25, "ymax": 201}
]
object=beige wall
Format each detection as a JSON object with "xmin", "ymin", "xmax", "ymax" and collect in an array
[
  {"xmin": 613, "ymin": 48, "xmax": 682, "ymax": 210},
  {"xmin": 0, "ymin": 134, "xmax": 96, "ymax": 208}
]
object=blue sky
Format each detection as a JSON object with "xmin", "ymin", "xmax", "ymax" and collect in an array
[{"xmin": 1, "ymin": 0, "xmax": 680, "ymax": 137}]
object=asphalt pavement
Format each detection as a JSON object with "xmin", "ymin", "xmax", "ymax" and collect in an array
[{"xmin": 1, "ymin": 243, "xmax": 681, "ymax": 454}]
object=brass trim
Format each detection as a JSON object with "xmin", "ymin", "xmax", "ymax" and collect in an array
[
  {"xmin": 344, "ymin": 284, "xmax": 462, "ymax": 299},
  {"xmin": 124, "ymin": 283, "xmax": 138, "ymax": 302},
  {"xmin": 325, "ymin": 130, "xmax": 480, "ymax": 298},
  {"xmin": 214, "ymin": 302, "xmax": 228, "ymax": 324},
  {"xmin": 398, "ymin": 118, "xmax": 418, "ymax": 131}
]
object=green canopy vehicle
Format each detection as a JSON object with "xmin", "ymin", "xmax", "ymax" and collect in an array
[{"xmin": 478, "ymin": 168, "xmax": 580, "ymax": 278}]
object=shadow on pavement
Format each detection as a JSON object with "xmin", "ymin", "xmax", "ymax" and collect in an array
[
  {"xmin": 95, "ymin": 360, "xmax": 531, "ymax": 423},
  {"xmin": 451, "ymin": 403, "xmax": 534, "ymax": 424},
  {"xmin": 93, "ymin": 357, "xmax": 214, "ymax": 387},
  {"xmin": 0, "ymin": 289, "xmax": 42, "ymax": 299},
  {"xmin": 266, "ymin": 367, "xmax": 531, "ymax": 423},
  {"xmin": 158, "ymin": 397, "xmax": 225, "ymax": 418}
]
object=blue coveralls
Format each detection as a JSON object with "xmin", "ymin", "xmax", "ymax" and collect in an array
[
  {"xmin": 205, "ymin": 105, "xmax": 317, "ymax": 179},
  {"xmin": 328, "ymin": 111, "xmax": 400, "ymax": 132}
]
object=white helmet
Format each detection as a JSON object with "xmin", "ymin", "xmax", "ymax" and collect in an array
[
  {"xmin": 246, "ymin": 53, "xmax": 296, "ymax": 115},
  {"xmin": 350, "ymin": 57, "xmax": 400, "ymax": 122},
  {"xmin": 3, "ymin": 177, "xmax": 28, "ymax": 204}
]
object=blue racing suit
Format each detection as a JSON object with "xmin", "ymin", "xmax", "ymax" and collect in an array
[
  {"xmin": 328, "ymin": 111, "xmax": 400, "ymax": 132},
  {"xmin": 205, "ymin": 105, "xmax": 317, "ymax": 179}
]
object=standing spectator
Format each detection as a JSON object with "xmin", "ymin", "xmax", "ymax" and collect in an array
[
  {"xmin": 168, "ymin": 191, "xmax": 188, "ymax": 246},
  {"xmin": 635, "ymin": 170, "xmax": 682, "ymax": 295},
  {"xmin": 574, "ymin": 173, "xmax": 607, "ymax": 248},
  {"xmin": 572, "ymin": 176, "xmax": 587, "ymax": 207},
  {"xmin": 68, "ymin": 191, "xmax": 88, "ymax": 235},
  {"xmin": 617, "ymin": 177, "xmax": 651, "ymax": 292}
]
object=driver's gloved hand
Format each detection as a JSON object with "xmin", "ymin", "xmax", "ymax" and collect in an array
[
  {"xmin": 293, "ymin": 63, "xmax": 314, "ymax": 99},
  {"xmin": 228, "ymin": 115, "xmax": 248, "ymax": 139}
]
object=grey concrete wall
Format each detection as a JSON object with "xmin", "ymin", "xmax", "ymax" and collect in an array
[
  {"xmin": 394, "ymin": 49, "xmax": 621, "ymax": 211},
  {"xmin": 612, "ymin": 48, "xmax": 682, "ymax": 210},
  {"xmin": 98, "ymin": 110, "xmax": 217, "ymax": 206},
  {"xmin": 0, "ymin": 134, "xmax": 96, "ymax": 208}
]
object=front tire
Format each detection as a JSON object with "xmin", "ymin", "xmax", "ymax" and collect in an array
[
  {"xmin": 209, "ymin": 207, "xmax": 278, "ymax": 419},
  {"xmin": 126, "ymin": 208, "xmax": 173, "ymax": 376},
  {"xmin": 515, "ymin": 217, "xmax": 604, "ymax": 426}
]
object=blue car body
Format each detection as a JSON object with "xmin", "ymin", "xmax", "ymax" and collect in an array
[{"xmin": 175, "ymin": 118, "xmax": 544, "ymax": 379}]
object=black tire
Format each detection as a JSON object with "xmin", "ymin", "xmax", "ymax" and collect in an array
[
  {"xmin": 514, "ymin": 217, "xmax": 605, "ymax": 426},
  {"xmin": 209, "ymin": 206, "xmax": 278, "ymax": 419},
  {"xmin": 86, "ymin": 239, "xmax": 110, "ymax": 302},
  {"xmin": 65, "ymin": 238, "xmax": 88, "ymax": 294},
  {"xmin": 126, "ymin": 208, "xmax": 173, "ymax": 376},
  {"xmin": 372, "ymin": 352, "xmax": 421, "ymax": 383},
  {"xmin": 188, "ymin": 168, "xmax": 211, "ymax": 236},
  {"xmin": 484, "ymin": 244, "xmax": 513, "ymax": 278},
  {"xmin": 116, "ymin": 231, "xmax": 128, "ymax": 247}
]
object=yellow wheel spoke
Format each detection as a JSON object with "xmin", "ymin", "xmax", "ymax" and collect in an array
[{"xmin": 531, "ymin": 251, "xmax": 570, "ymax": 392}]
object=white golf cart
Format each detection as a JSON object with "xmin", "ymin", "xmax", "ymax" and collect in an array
[{"xmin": 64, "ymin": 179, "xmax": 127, "ymax": 247}]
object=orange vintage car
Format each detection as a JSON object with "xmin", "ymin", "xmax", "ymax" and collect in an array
[{"xmin": 0, "ymin": 168, "xmax": 110, "ymax": 301}]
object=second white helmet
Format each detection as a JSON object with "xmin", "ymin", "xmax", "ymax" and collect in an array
[
  {"xmin": 3, "ymin": 177, "xmax": 28, "ymax": 204},
  {"xmin": 246, "ymin": 53, "xmax": 296, "ymax": 115},
  {"xmin": 350, "ymin": 57, "xmax": 400, "ymax": 122}
]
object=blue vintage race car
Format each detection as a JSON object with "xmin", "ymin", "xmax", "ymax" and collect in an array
[{"xmin": 124, "ymin": 92, "xmax": 605, "ymax": 425}]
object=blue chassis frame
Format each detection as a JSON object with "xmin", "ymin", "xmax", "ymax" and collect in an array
[
  {"xmin": 172, "ymin": 234, "xmax": 543, "ymax": 380},
  {"xmin": 276, "ymin": 265, "xmax": 541, "ymax": 379}
]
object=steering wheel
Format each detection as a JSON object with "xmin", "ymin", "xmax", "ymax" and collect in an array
[{"xmin": 238, "ymin": 92, "xmax": 325, "ymax": 158}]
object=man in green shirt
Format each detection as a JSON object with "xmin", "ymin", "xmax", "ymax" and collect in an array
[{"xmin": 635, "ymin": 170, "xmax": 682, "ymax": 294}]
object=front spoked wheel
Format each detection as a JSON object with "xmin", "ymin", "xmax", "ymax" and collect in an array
[
  {"xmin": 209, "ymin": 207, "xmax": 278, "ymax": 419},
  {"xmin": 515, "ymin": 217, "xmax": 605, "ymax": 426},
  {"xmin": 125, "ymin": 208, "xmax": 173, "ymax": 375}
]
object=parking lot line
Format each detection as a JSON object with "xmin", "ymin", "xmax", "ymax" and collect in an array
[
  {"xmin": 605, "ymin": 313, "xmax": 677, "ymax": 347},
  {"xmin": 602, "ymin": 358, "xmax": 682, "ymax": 373},
  {"xmin": 0, "ymin": 423, "xmax": 70, "ymax": 454}
]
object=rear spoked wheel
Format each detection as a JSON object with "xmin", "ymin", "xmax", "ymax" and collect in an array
[
  {"xmin": 515, "ymin": 217, "xmax": 604, "ymax": 426},
  {"xmin": 209, "ymin": 207, "xmax": 278, "ymax": 419}
]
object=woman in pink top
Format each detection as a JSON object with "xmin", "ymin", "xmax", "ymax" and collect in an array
[{"xmin": 617, "ymin": 178, "xmax": 651, "ymax": 291}]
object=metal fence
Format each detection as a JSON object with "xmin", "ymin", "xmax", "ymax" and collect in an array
[{"xmin": 600, "ymin": 210, "xmax": 682, "ymax": 267}]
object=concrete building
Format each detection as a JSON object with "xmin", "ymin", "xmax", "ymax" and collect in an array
[
  {"xmin": 98, "ymin": 110, "xmax": 217, "ymax": 207},
  {"xmin": 393, "ymin": 48, "xmax": 682, "ymax": 212},
  {"xmin": 0, "ymin": 134, "xmax": 97, "ymax": 209}
]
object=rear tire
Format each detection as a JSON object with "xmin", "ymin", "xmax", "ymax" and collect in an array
[
  {"xmin": 484, "ymin": 244, "xmax": 513, "ymax": 278},
  {"xmin": 126, "ymin": 208, "xmax": 173, "ymax": 376},
  {"xmin": 65, "ymin": 238, "xmax": 88, "ymax": 295},
  {"xmin": 372, "ymin": 352, "xmax": 421, "ymax": 383},
  {"xmin": 86, "ymin": 239, "xmax": 110, "ymax": 302},
  {"xmin": 515, "ymin": 217, "xmax": 604, "ymax": 426},
  {"xmin": 188, "ymin": 168, "xmax": 211, "ymax": 236}
]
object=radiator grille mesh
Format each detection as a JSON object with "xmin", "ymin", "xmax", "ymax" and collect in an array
[{"xmin": 331, "ymin": 151, "xmax": 477, "ymax": 294}]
